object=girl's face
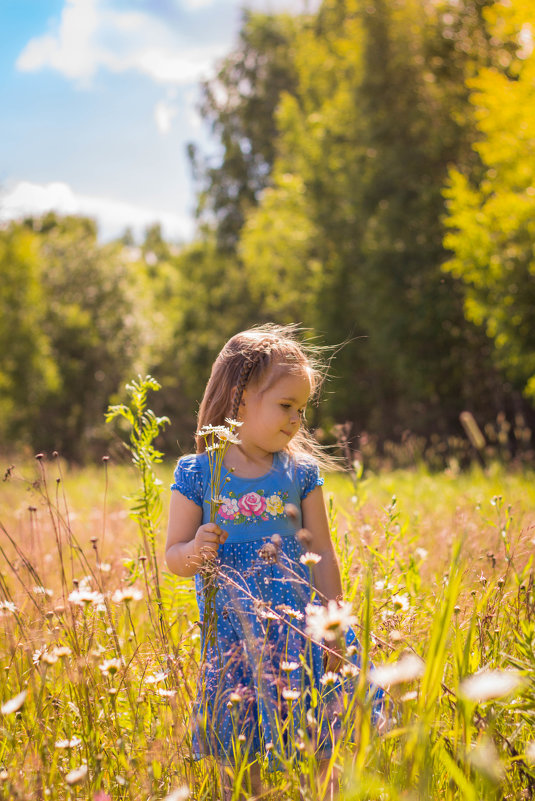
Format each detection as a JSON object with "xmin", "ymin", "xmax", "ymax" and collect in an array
[{"xmin": 239, "ymin": 368, "xmax": 311, "ymax": 455}]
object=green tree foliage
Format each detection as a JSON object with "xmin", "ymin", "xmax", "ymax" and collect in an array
[
  {"xmin": 240, "ymin": 0, "xmax": 502, "ymax": 436},
  {"xmin": 0, "ymin": 214, "xmax": 152, "ymax": 459},
  {"xmin": 190, "ymin": 10, "xmax": 300, "ymax": 252},
  {"xmin": 35, "ymin": 214, "xmax": 151, "ymax": 460},
  {"xmin": 2, "ymin": 0, "xmax": 534, "ymax": 460},
  {"xmin": 151, "ymin": 236, "xmax": 259, "ymax": 453},
  {"xmin": 0, "ymin": 224, "xmax": 59, "ymax": 443},
  {"xmin": 443, "ymin": 0, "xmax": 535, "ymax": 400}
]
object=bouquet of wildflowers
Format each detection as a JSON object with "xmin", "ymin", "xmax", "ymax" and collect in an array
[{"xmin": 195, "ymin": 418, "xmax": 242, "ymax": 654}]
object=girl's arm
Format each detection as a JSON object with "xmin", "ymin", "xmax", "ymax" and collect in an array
[
  {"xmin": 301, "ymin": 486, "xmax": 343, "ymax": 604},
  {"xmin": 166, "ymin": 492, "xmax": 227, "ymax": 578}
]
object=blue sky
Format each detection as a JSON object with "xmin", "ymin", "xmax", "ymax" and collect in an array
[{"xmin": 0, "ymin": 0, "xmax": 303, "ymax": 242}]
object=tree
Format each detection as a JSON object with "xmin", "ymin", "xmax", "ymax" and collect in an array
[
  {"xmin": 23, "ymin": 214, "xmax": 148, "ymax": 460},
  {"xmin": 191, "ymin": 10, "xmax": 300, "ymax": 252},
  {"xmin": 443, "ymin": 0, "xmax": 535, "ymax": 401},
  {"xmin": 240, "ymin": 0, "xmax": 504, "ymax": 437},
  {"xmin": 0, "ymin": 223, "xmax": 58, "ymax": 446}
]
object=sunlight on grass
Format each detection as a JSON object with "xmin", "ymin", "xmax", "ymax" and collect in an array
[{"xmin": 1, "ymin": 450, "xmax": 534, "ymax": 799}]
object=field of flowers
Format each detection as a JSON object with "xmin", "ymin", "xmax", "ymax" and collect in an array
[{"xmin": 1, "ymin": 433, "xmax": 535, "ymax": 800}]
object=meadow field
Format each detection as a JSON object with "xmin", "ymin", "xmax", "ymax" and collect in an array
[{"xmin": 1, "ymin": 447, "xmax": 534, "ymax": 800}]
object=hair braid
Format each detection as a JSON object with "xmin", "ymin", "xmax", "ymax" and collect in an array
[{"xmin": 230, "ymin": 352, "xmax": 260, "ymax": 420}]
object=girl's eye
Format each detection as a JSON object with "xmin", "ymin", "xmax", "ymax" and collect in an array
[{"xmin": 280, "ymin": 403, "xmax": 291, "ymax": 409}]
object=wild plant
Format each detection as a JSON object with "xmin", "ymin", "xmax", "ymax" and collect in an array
[{"xmin": 1, "ymin": 435, "xmax": 534, "ymax": 799}]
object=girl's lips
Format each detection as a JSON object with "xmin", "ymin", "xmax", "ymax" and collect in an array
[{"xmin": 281, "ymin": 429, "xmax": 291, "ymax": 437}]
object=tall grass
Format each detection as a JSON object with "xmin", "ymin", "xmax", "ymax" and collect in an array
[{"xmin": 1, "ymin": 387, "xmax": 534, "ymax": 799}]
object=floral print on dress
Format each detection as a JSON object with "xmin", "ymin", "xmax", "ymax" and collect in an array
[{"xmin": 218, "ymin": 490, "xmax": 288, "ymax": 524}]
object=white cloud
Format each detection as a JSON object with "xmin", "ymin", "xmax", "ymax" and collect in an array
[
  {"xmin": 154, "ymin": 100, "xmax": 179, "ymax": 134},
  {"xmin": 16, "ymin": 0, "xmax": 226, "ymax": 86},
  {"xmin": 0, "ymin": 180, "xmax": 193, "ymax": 243}
]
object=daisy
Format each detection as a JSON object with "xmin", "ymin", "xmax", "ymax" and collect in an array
[
  {"xmin": 99, "ymin": 658, "xmax": 123, "ymax": 677},
  {"xmin": 282, "ymin": 688, "xmax": 300, "ymax": 701},
  {"xmin": 320, "ymin": 672, "xmax": 340, "ymax": 687},
  {"xmin": 281, "ymin": 661, "xmax": 300, "ymax": 672},
  {"xmin": 300, "ymin": 552, "xmax": 322, "ymax": 566},
  {"xmin": 68, "ymin": 588, "xmax": 105, "ymax": 607},
  {"xmin": 65, "ymin": 764, "xmax": 88, "ymax": 785},
  {"xmin": 112, "ymin": 587, "xmax": 143, "ymax": 603},
  {"xmin": 305, "ymin": 600, "xmax": 356, "ymax": 642}
]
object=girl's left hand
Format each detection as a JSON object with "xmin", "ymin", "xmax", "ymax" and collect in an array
[{"xmin": 323, "ymin": 640, "xmax": 344, "ymax": 674}]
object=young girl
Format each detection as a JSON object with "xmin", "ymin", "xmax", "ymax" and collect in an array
[{"xmin": 166, "ymin": 325, "xmax": 382, "ymax": 799}]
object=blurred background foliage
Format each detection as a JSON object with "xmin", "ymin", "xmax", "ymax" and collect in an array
[{"xmin": 1, "ymin": 0, "xmax": 534, "ymax": 465}]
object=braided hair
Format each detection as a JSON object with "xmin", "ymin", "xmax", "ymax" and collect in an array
[{"xmin": 194, "ymin": 324, "xmax": 335, "ymax": 470}]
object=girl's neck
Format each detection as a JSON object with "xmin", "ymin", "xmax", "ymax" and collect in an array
[{"xmin": 223, "ymin": 443, "xmax": 275, "ymax": 479}]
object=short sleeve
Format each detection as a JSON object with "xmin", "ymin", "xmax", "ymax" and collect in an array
[
  {"xmin": 171, "ymin": 454, "xmax": 204, "ymax": 507},
  {"xmin": 296, "ymin": 461, "xmax": 324, "ymax": 500}
]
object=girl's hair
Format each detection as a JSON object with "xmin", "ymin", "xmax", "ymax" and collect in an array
[{"xmin": 196, "ymin": 323, "xmax": 337, "ymax": 471}]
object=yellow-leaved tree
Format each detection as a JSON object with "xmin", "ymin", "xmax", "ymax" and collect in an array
[{"xmin": 443, "ymin": 0, "xmax": 535, "ymax": 399}]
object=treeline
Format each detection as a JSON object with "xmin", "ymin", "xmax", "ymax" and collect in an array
[{"xmin": 1, "ymin": 0, "xmax": 534, "ymax": 464}]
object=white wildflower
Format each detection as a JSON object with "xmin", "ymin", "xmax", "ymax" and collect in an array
[
  {"xmin": 305, "ymin": 600, "xmax": 356, "ymax": 642},
  {"xmin": 214, "ymin": 428, "xmax": 241, "ymax": 445},
  {"xmin": 52, "ymin": 645, "xmax": 72, "ymax": 658},
  {"xmin": 458, "ymin": 669, "xmax": 526, "ymax": 702},
  {"xmin": 320, "ymin": 672, "xmax": 340, "ymax": 687},
  {"xmin": 341, "ymin": 664, "xmax": 359, "ymax": 679},
  {"xmin": 369, "ymin": 654, "xmax": 425, "ymax": 688},
  {"xmin": 112, "ymin": 587, "xmax": 143, "ymax": 603},
  {"xmin": 97, "ymin": 562, "xmax": 111, "ymax": 573},
  {"xmin": 391, "ymin": 593, "xmax": 410, "ymax": 612},
  {"xmin": 55, "ymin": 736, "xmax": 82, "ymax": 749},
  {"xmin": 163, "ymin": 787, "xmax": 190, "ymax": 801},
  {"xmin": 158, "ymin": 688, "xmax": 177, "ymax": 698},
  {"xmin": 224, "ymin": 417, "xmax": 243, "ymax": 428},
  {"xmin": 99, "ymin": 658, "xmax": 123, "ymax": 677},
  {"xmin": 281, "ymin": 661, "xmax": 300, "ymax": 672},
  {"xmin": 415, "ymin": 548, "xmax": 428, "ymax": 561},
  {"xmin": 42, "ymin": 651, "xmax": 59, "ymax": 665},
  {"xmin": 33, "ymin": 586, "xmax": 53, "ymax": 596},
  {"xmin": 300, "ymin": 552, "xmax": 322, "ymax": 566},
  {"xmin": 526, "ymin": 742, "xmax": 535, "ymax": 765},
  {"xmin": 255, "ymin": 602, "xmax": 278, "ymax": 620},
  {"xmin": 0, "ymin": 601, "xmax": 17, "ymax": 615},
  {"xmin": 65, "ymin": 764, "xmax": 88, "ymax": 785},
  {"xmin": 32, "ymin": 647, "xmax": 46, "ymax": 665},
  {"xmin": 1, "ymin": 690, "xmax": 27, "ymax": 715},
  {"xmin": 276, "ymin": 604, "xmax": 304, "ymax": 620},
  {"xmin": 282, "ymin": 688, "xmax": 300, "ymax": 701},
  {"xmin": 145, "ymin": 671, "xmax": 167, "ymax": 685},
  {"xmin": 68, "ymin": 588, "xmax": 104, "ymax": 607}
]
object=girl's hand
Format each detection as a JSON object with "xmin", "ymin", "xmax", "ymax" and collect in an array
[
  {"xmin": 193, "ymin": 523, "xmax": 228, "ymax": 561},
  {"xmin": 323, "ymin": 640, "xmax": 344, "ymax": 674}
]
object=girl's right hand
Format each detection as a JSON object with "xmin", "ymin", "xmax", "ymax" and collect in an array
[{"xmin": 193, "ymin": 523, "xmax": 228, "ymax": 561}]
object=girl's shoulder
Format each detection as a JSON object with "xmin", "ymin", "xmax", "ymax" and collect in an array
[
  {"xmin": 278, "ymin": 451, "xmax": 324, "ymax": 500},
  {"xmin": 170, "ymin": 452, "xmax": 209, "ymax": 506}
]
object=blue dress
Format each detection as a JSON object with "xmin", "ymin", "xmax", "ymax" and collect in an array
[{"xmin": 171, "ymin": 450, "xmax": 383, "ymax": 771}]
